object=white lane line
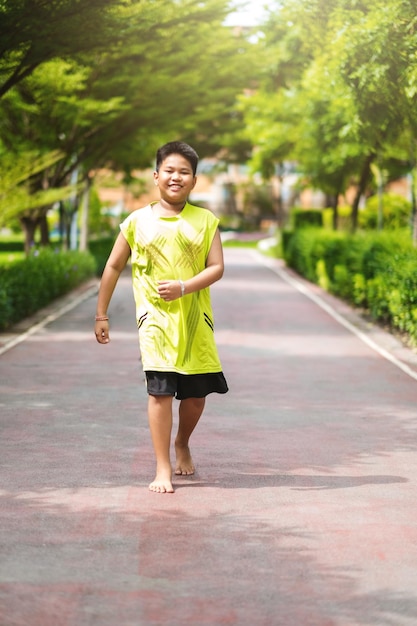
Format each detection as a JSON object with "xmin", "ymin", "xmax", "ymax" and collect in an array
[
  {"xmin": 253, "ymin": 251, "xmax": 417, "ymax": 383},
  {"xmin": 0, "ymin": 284, "xmax": 98, "ymax": 356}
]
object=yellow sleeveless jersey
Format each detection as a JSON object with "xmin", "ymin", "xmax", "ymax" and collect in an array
[{"xmin": 120, "ymin": 202, "xmax": 223, "ymax": 374}]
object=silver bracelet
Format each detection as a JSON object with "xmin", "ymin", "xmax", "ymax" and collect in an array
[{"xmin": 178, "ymin": 279, "xmax": 185, "ymax": 296}]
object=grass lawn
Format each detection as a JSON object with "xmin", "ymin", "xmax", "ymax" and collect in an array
[
  {"xmin": 0, "ymin": 232, "xmax": 25, "ymax": 264},
  {"xmin": 222, "ymin": 238, "xmax": 260, "ymax": 248},
  {"xmin": 0, "ymin": 251, "xmax": 25, "ymax": 264},
  {"xmin": 222, "ymin": 232, "xmax": 282, "ymax": 258}
]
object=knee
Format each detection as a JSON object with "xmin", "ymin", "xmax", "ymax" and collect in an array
[
  {"xmin": 148, "ymin": 394, "xmax": 173, "ymax": 409},
  {"xmin": 183, "ymin": 397, "xmax": 205, "ymax": 410}
]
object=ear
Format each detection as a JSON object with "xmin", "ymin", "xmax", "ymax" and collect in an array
[
  {"xmin": 191, "ymin": 176, "xmax": 197, "ymax": 190},
  {"xmin": 153, "ymin": 171, "xmax": 159, "ymax": 186}
]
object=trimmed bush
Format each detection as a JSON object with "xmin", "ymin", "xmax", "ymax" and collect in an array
[
  {"xmin": 282, "ymin": 227, "xmax": 417, "ymax": 345},
  {"xmin": 0, "ymin": 240, "xmax": 25, "ymax": 253},
  {"xmin": 88, "ymin": 236, "xmax": 117, "ymax": 276},
  {"xmin": 292, "ymin": 208, "xmax": 323, "ymax": 229},
  {"xmin": 0, "ymin": 248, "xmax": 96, "ymax": 330},
  {"xmin": 359, "ymin": 193, "xmax": 412, "ymax": 230},
  {"xmin": 323, "ymin": 205, "xmax": 353, "ymax": 231}
]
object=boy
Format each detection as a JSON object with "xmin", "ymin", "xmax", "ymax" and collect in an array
[{"xmin": 94, "ymin": 141, "xmax": 228, "ymax": 493}]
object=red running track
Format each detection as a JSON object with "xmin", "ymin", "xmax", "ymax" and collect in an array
[{"xmin": 1, "ymin": 247, "xmax": 417, "ymax": 626}]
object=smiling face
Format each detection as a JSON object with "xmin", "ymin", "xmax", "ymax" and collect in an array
[{"xmin": 154, "ymin": 153, "xmax": 197, "ymax": 208}]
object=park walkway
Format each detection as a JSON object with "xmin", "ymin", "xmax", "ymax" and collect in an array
[{"xmin": 1, "ymin": 247, "xmax": 417, "ymax": 626}]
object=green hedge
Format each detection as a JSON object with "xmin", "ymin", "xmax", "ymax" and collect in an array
[
  {"xmin": 291, "ymin": 208, "xmax": 323, "ymax": 229},
  {"xmin": 359, "ymin": 193, "xmax": 412, "ymax": 230},
  {"xmin": 283, "ymin": 228, "xmax": 417, "ymax": 345},
  {"xmin": 0, "ymin": 248, "xmax": 96, "ymax": 330},
  {"xmin": 88, "ymin": 236, "xmax": 116, "ymax": 275},
  {"xmin": 0, "ymin": 240, "xmax": 25, "ymax": 253}
]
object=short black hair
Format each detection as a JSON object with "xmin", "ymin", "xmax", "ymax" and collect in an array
[{"xmin": 156, "ymin": 141, "xmax": 199, "ymax": 176}]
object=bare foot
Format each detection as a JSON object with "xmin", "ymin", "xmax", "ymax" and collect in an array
[
  {"xmin": 149, "ymin": 467, "xmax": 174, "ymax": 493},
  {"xmin": 175, "ymin": 443, "xmax": 195, "ymax": 476}
]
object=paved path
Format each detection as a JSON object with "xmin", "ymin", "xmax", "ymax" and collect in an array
[{"xmin": 1, "ymin": 247, "xmax": 417, "ymax": 626}]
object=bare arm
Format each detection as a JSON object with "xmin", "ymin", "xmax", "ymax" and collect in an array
[
  {"xmin": 95, "ymin": 233, "xmax": 131, "ymax": 343},
  {"xmin": 157, "ymin": 228, "xmax": 224, "ymax": 302}
]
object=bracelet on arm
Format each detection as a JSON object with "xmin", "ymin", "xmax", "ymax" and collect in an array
[
  {"xmin": 95, "ymin": 315, "xmax": 109, "ymax": 321},
  {"xmin": 178, "ymin": 280, "xmax": 185, "ymax": 297}
]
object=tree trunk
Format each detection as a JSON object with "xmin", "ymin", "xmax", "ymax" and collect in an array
[
  {"xmin": 329, "ymin": 193, "xmax": 340, "ymax": 230},
  {"xmin": 412, "ymin": 209, "xmax": 417, "ymax": 247},
  {"xmin": 410, "ymin": 143, "xmax": 417, "ymax": 246},
  {"xmin": 351, "ymin": 154, "xmax": 375, "ymax": 233},
  {"xmin": 79, "ymin": 179, "xmax": 91, "ymax": 251},
  {"xmin": 20, "ymin": 216, "xmax": 39, "ymax": 256},
  {"xmin": 39, "ymin": 213, "xmax": 50, "ymax": 246},
  {"xmin": 411, "ymin": 170, "xmax": 417, "ymax": 246},
  {"xmin": 371, "ymin": 162, "xmax": 384, "ymax": 231},
  {"xmin": 274, "ymin": 163, "xmax": 285, "ymax": 229},
  {"xmin": 324, "ymin": 191, "xmax": 340, "ymax": 230}
]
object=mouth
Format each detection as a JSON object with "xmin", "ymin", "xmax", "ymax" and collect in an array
[{"xmin": 169, "ymin": 184, "xmax": 182, "ymax": 191}]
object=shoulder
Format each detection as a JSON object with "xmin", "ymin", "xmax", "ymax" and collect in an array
[
  {"xmin": 187, "ymin": 202, "xmax": 208, "ymax": 213},
  {"xmin": 121, "ymin": 205, "xmax": 151, "ymax": 227},
  {"xmin": 127, "ymin": 204, "xmax": 152, "ymax": 219},
  {"xmin": 186, "ymin": 203, "xmax": 219, "ymax": 224},
  {"xmin": 120, "ymin": 206, "xmax": 152, "ymax": 244}
]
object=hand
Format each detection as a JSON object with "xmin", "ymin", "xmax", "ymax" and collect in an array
[
  {"xmin": 95, "ymin": 320, "xmax": 110, "ymax": 344},
  {"xmin": 157, "ymin": 280, "xmax": 182, "ymax": 301}
]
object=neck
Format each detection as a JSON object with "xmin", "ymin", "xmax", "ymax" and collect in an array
[{"xmin": 155, "ymin": 200, "xmax": 186, "ymax": 215}]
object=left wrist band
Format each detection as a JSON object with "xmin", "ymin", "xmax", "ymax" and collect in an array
[{"xmin": 178, "ymin": 280, "xmax": 185, "ymax": 297}]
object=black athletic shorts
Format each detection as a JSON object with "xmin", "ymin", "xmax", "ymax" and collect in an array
[{"xmin": 145, "ymin": 371, "xmax": 229, "ymax": 400}]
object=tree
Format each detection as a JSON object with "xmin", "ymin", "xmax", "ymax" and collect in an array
[
  {"xmin": 0, "ymin": 0, "xmax": 126, "ymax": 97},
  {"xmin": 326, "ymin": 0, "xmax": 417, "ymax": 230},
  {"xmin": 0, "ymin": 0, "xmax": 260, "ymax": 248},
  {"xmin": 240, "ymin": 0, "xmax": 417, "ymax": 232},
  {"xmin": 0, "ymin": 149, "xmax": 82, "ymax": 253}
]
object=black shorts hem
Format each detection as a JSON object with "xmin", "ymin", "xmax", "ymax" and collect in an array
[{"xmin": 145, "ymin": 371, "xmax": 229, "ymax": 400}]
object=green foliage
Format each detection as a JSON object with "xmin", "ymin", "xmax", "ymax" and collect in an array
[
  {"xmin": 316, "ymin": 259, "xmax": 330, "ymax": 291},
  {"xmin": 241, "ymin": 183, "xmax": 275, "ymax": 221},
  {"xmin": 0, "ymin": 248, "xmax": 95, "ymax": 329},
  {"xmin": 222, "ymin": 238, "xmax": 260, "ymax": 249},
  {"xmin": 0, "ymin": 240, "xmax": 24, "ymax": 253},
  {"xmin": 323, "ymin": 206, "xmax": 353, "ymax": 231},
  {"xmin": 88, "ymin": 236, "xmax": 117, "ymax": 276},
  {"xmin": 359, "ymin": 193, "xmax": 412, "ymax": 230},
  {"xmin": 0, "ymin": 150, "xmax": 71, "ymax": 226},
  {"xmin": 352, "ymin": 272, "xmax": 367, "ymax": 307},
  {"xmin": 360, "ymin": 231, "xmax": 407, "ymax": 279},
  {"xmin": 218, "ymin": 214, "xmax": 259, "ymax": 232},
  {"xmin": 283, "ymin": 228, "xmax": 355, "ymax": 282},
  {"xmin": 292, "ymin": 208, "xmax": 323, "ymax": 229},
  {"xmin": 282, "ymin": 227, "xmax": 417, "ymax": 344},
  {"xmin": 87, "ymin": 187, "xmax": 113, "ymax": 237},
  {"xmin": 0, "ymin": 0, "xmax": 127, "ymax": 97},
  {"xmin": 0, "ymin": 0, "xmax": 260, "ymax": 241},
  {"xmin": 240, "ymin": 0, "xmax": 417, "ymax": 222}
]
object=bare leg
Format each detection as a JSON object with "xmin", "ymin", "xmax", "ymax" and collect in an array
[
  {"xmin": 148, "ymin": 395, "xmax": 174, "ymax": 493},
  {"xmin": 175, "ymin": 397, "xmax": 205, "ymax": 475}
]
